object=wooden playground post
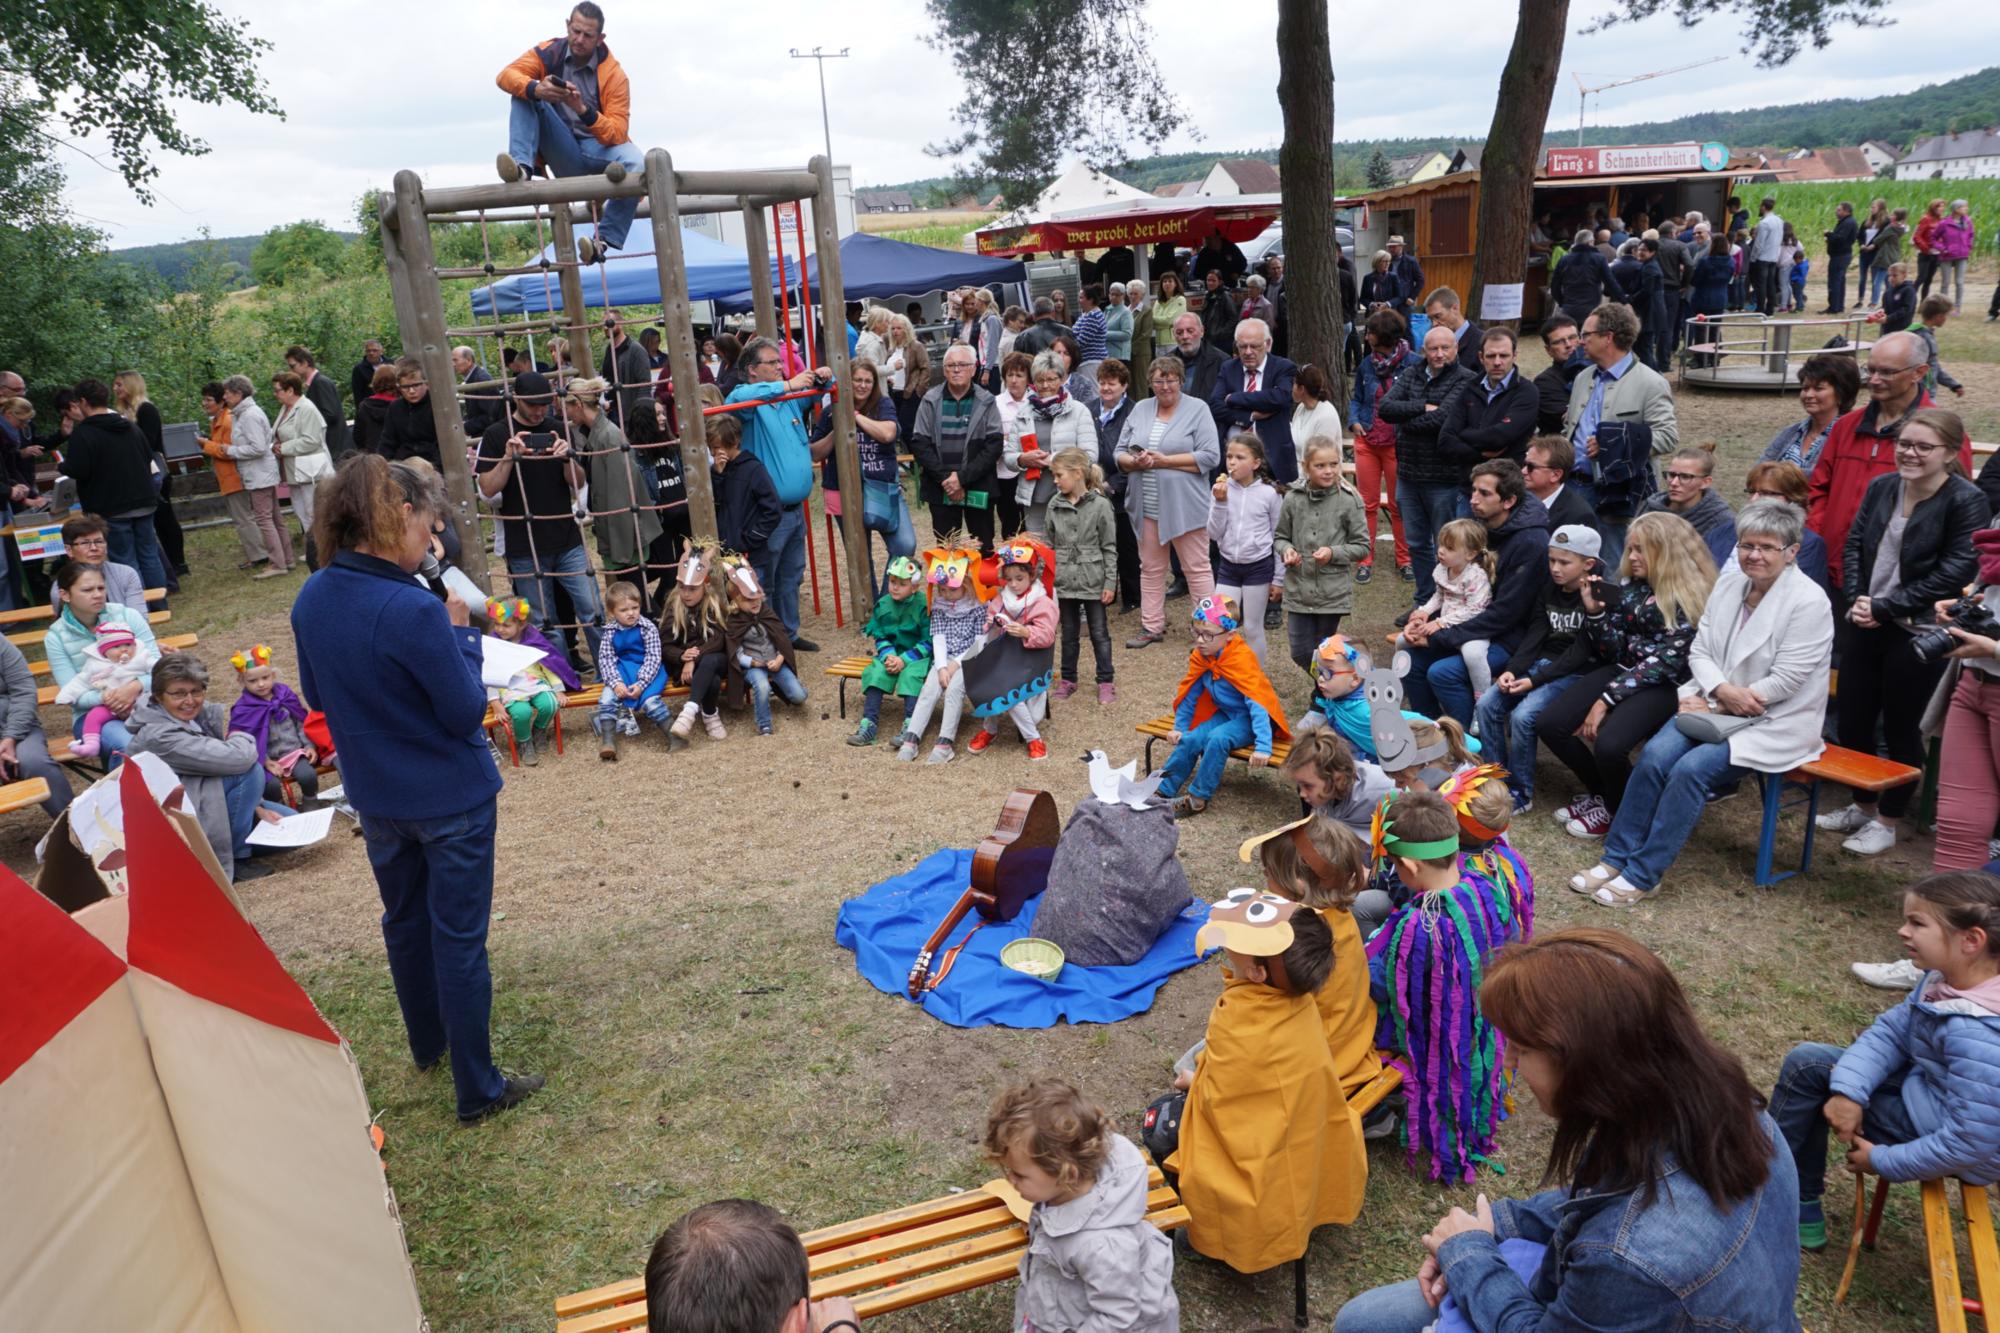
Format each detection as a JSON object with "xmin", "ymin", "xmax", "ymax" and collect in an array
[
  {"xmin": 809, "ymin": 155, "xmax": 872, "ymax": 619},
  {"xmin": 642, "ymin": 148, "xmax": 719, "ymax": 544}
]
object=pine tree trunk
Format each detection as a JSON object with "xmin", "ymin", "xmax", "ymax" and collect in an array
[
  {"xmin": 1275, "ymin": 0, "xmax": 1346, "ymax": 412},
  {"xmin": 1468, "ymin": 0, "xmax": 1571, "ymax": 330}
]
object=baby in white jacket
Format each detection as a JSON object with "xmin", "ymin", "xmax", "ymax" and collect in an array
[{"xmin": 57, "ymin": 622, "xmax": 160, "ymax": 757}]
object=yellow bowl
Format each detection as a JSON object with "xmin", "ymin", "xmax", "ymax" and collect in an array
[{"xmin": 1001, "ymin": 937, "xmax": 1065, "ymax": 982}]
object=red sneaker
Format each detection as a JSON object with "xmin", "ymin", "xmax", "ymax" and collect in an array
[
  {"xmin": 966, "ymin": 729, "xmax": 995, "ymax": 753},
  {"xmin": 1027, "ymin": 739, "xmax": 1049, "ymax": 761}
]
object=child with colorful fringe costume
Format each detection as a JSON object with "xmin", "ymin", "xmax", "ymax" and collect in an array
[
  {"xmin": 224, "ymin": 643, "xmax": 320, "ymax": 801},
  {"xmin": 1364, "ymin": 785, "xmax": 1530, "ymax": 1183},
  {"xmin": 849, "ymin": 555, "xmax": 933, "ymax": 747},
  {"xmin": 483, "ymin": 598, "xmax": 575, "ymax": 766}
]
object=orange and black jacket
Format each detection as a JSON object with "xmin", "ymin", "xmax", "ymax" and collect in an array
[{"xmin": 497, "ymin": 38, "xmax": 631, "ymax": 148}]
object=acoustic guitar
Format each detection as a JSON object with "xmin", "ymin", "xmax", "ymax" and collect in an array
[{"xmin": 906, "ymin": 788, "xmax": 1060, "ymax": 999}]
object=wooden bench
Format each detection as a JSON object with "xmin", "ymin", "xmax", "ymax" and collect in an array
[
  {"xmin": 555, "ymin": 1167, "xmax": 1191, "ymax": 1332},
  {"xmin": 7, "ymin": 607, "xmax": 170, "ymax": 650},
  {"xmin": 824, "ymin": 654, "xmax": 873, "ymax": 718},
  {"xmin": 0, "ymin": 777, "xmax": 51, "ymax": 815},
  {"xmin": 1836, "ymin": 1176, "xmax": 1997, "ymax": 1331},
  {"xmin": 0, "ymin": 589, "xmax": 169, "ymax": 628},
  {"xmin": 1136, "ymin": 715, "xmax": 1292, "ymax": 774},
  {"xmin": 484, "ymin": 686, "xmax": 687, "ymax": 766},
  {"xmin": 1752, "ymin": 744, "xmax": 1923, "ymax": 887}
]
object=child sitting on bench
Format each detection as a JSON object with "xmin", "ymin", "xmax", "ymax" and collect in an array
[
  {"xmin": 661, "ymin": 547, "xmax": 729, "ymax": 749},
  {"xmin": 224, "ymin": 644, "xmax": 321, "ymax": 799},
  {"xmin": 1770, "ymin": 870, "xmax": 2000, "ymax": 1251},
  {"xmin": 848, "ymin": 555, "xmax": 931, "ymax": 749},
  {"xmin": 983, "ymin": 1078, "xmax": 1180, "ymax": 1331},
  {"xmin": 1167, "ymin": 889, "xmax": 1363, "ymax": 1272},
  {"xmin": 901, "ymin": 545, "xmax": 988, "ymax": 765},
  {"xmin": 1366, "ymin": 789, "xmax": 1528, "ymax": 1182},
  {"xmin": 966, "ymin": 540, "xmax": 1055, "ymax": 761},
  {"xmin": 721, "ymin": 559, "xmax": 807, "ymax": 737},
  {"xmin": 483, "ymin": 598, "xmax": 576, "ymax": 767},
  {"xmin": 1157, "ymin": 595, "xmax": 1289, "ymax": 818},
  {"xmin": 592, "ymin": 580, "xmax": 671, "ymax": 760}
]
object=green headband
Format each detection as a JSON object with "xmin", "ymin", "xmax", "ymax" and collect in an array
[{"xmin": 1385, "ymin": 833, "xmax": 1462, "ymax": 859}]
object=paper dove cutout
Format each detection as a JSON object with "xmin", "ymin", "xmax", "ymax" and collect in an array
[{"xmin": 1082, "ymin": 749, "xmax": 1165, "ymax": 809}]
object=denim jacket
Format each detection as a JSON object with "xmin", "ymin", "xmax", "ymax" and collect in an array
[{"xmin": 1436, "ymin": 1112, "xmax": 1802, "ymax": 1333}]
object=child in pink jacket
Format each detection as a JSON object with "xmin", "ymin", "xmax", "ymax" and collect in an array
[{"xmin": 967, "ymin": 540, "xmax": 1058, "ymax": 760}]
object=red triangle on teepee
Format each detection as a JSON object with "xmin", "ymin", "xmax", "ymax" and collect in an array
[
  {"xmin": 120, "ymin": 762, "xmax": 337, "ymax": 1046},
  {"xmin": 0, "ymin": 865, "xmax": 127, "ymax": 1085}
]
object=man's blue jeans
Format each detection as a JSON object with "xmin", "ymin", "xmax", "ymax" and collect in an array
[
  {"xmin": 1158, "ymin": 713, "xmax": 1256, "ymax": 804},
  {"xmin": 105, "ymin": 513, "xmax": 168, "ymax": 592},
  {"xmin": 1599, "ymin": 516, "xmax": 1629, "ymax": 573},
  {"xmin": 1771, "ymin": 1041, "xmax": 1918, "ymax": 1204},
  {"xmin": 507, "ymin": 544, "xmax": 603, "ymax": 664},
  {"xmin": 506, "ymin": 99, "xmax": 644, "ymax": 251},
  {"xmin": 742, "ymin": 663, "xmax": 807, "ymax": 732},
  {"xmin": 1395, "ymin": 480, "xmax": 1462, "ymax": 606},
  {"xmin": 1403, "ymin": 640, "xmax": 1510, "ymax": 727},
  {"xmin": 360, "ymin": 798, "xmax": 509, "ymax": 1119},
  {"xmin": 755, "ymin": 504, "xmax": 809, "ymax": 637},
  {"xmin": 1474, "ymin": 664, "xmax": 1579, "ymax": 804},
  {"xmin": 1602, "ymin": 722, "xmax": 1746, "ymax": 891}
]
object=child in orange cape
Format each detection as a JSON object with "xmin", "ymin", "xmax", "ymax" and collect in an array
[{"xmin": 1156, "ymin": 594, "xmax": 1290, "ymax": 817}]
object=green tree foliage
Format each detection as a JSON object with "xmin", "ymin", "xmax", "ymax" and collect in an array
[
  {"xmin": 1367, "ymin": 149, "xmax": 1394, "ymax": 190},
  {"xmin": 1584, "ymin": 0, "xmax": 1890, "ymax": 68},
  {"xmin": 922, "ymin": 0, "xmax": 1190, "ymax": 206},
  {"xmin": 249, "ymin": 221, "xmax": 349, "ymax": 289},
  {"xmin": 0, "ymin": 0, "xmax": 281, "ymax": 201}
]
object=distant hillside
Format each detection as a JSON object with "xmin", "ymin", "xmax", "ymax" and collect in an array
[
  {"xmin": 109, "ymin": 231, "xmax": 360, "ymax": 291},
  {"xmin": 863, "ymin": 65, "xmax": 1999, "ymax": 196}
]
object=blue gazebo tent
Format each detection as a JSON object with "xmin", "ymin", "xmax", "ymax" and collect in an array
[{"xmin": 468, "ymin": 224, "xmax": 802, "ymax": 318}]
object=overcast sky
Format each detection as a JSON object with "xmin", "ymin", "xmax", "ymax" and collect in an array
[{"xmin": 54, "ymin": 0, "xmax": 1999, "ymax": 248}]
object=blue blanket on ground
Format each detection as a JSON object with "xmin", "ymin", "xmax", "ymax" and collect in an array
[{"xmin": 836, "ymin": 847, "xmax": 1211, "ymax": 1028}]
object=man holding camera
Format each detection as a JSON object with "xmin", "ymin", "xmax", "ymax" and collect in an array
[
  {"xmin": 475, "ymin": 371, "xmax": 603, "ymax": 662},
  {"xmin": 725, "ymin": 338, "xmax": 832, "ymax": 649},
  {"xmin": 496, "ymin": 3, "xmax": 644, "ymax": 265}
]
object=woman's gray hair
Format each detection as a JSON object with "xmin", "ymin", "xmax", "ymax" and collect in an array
[
  {"xmin": 1029, "ymin": 351, "xmax": 1066, "ymax": 382},
  {"xmin": 1573, "ymin": 228, "xmax": 1595, "ymax": 248},
  {"xmin": 1245, "ymin": 274, "xmax": 1266, "ymax": 292},
  {"xmin": 1372, "ymin": 249, "xmax": 1391, "ymax": 268},
  {"xmin": 1148, "ymin": 354, "xmax": 1185, "ymax": 382},
  {"xmin": 389, "ymin": 458, "xmax": 446, "ymax": 517},
  {"xmin": 1736, "ymin": 498, "xmax": 1804, "ymax": 550},
  {"xmin": 151, "ymin": 652, "xmax": 209, "ymax": 697},
  {"xmin": 222, "ymin": 374, "xmax": 256, "ymax": 399}
]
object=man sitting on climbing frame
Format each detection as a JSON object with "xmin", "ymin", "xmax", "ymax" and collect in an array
[{"xmin": 495, "ymin": 2, "xmax": 645, "ymax": 266}]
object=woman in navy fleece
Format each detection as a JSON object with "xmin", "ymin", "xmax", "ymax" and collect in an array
[{"xmin": 290, "ymin": 455, "xmax": 544, "ymax": 1125}]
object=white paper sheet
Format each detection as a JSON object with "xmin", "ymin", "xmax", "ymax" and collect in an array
[
  {"xmin": 479, "ymin": 635, "xmax": 546, "ymax": 688},
  {"xmin": 1479, "ymin": 283, "xmax": 1524, "ymax": 321},
  {"xmin": 246, "ymin": 807, "xmax": 335, "ymax": 849}
]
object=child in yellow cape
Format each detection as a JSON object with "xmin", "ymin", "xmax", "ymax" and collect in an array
[{"xmin": 1166, "ymin": 888, "xmax": 1364, "ymax": 1273}]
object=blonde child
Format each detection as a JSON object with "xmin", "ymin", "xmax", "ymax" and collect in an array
[
  {"xmin": 902, "ymin": 546, "xmax": 988, "ymax": 763},
  {"xmin": 1772, "ymin": 871, "xmax": 2000, "ymax": 1251},
  {"xmin": 482, "ymin": 598, "xmax": 576, "ymax": 767},
  {"xmin": 1281, "ymin": 726, "xmax": 1395, "ymax": 838},
  {"xmin": 1045, "ymin": 447, "xmax": 1119, "ymax": 702},
  {"xmin": 1252, "ymin": 813, "xmax": 1387, "ymax": 1116},
  {"xmin": 1274, "ymin": 436, "xmax": 1369, "ymax": 677},
  {"xmin": 59, "ymin": 622, "xmax": 159, "ymax": 758},
  {"xmin": 983, "ymin": 1079, "xmax": 1179, "ymax": 1330},
  {"xmin": 220, "ymin": 644, "xmax": 325, "ymax": 804},
  {"xmin": 1207, "ymin": 432, "xmax": 1283, "ymax": 664},
  {"xmin": 1914, "ymin": 294, "xmax": 1965, "ymax": 397},
  {"xmin": 1386, "ymin": 715, "xmax": 1480, "ymax": 789},
  {"xmin": 1403, "ymin": 517, "xmax": 1497, "ymax": 700},
  {"xmin": 661, "ymin": 548, "xmax": 730, "ymax": 748},
  {"xmin": 592, "ymin": 580, "xmax": 672, "ymax": 759},
  {"xmin": 967, "ymin": 540, "xmax": 1056, "ymax": 761},
  {"xmin": 849, "ymin": 555, "xmax": 933, "ymax": 747},
  {"xmin": 720, "ymin": 561, "xmax": 806, "ymax": 736}
]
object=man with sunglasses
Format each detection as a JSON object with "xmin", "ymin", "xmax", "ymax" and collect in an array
[{"xmin": 1806, "ymin": 330, "xmax": 1968, "ymax": 592}]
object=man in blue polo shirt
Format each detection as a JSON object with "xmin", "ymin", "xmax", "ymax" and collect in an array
[{"xmin": 724, "ymin": 337, "xmax": 830, "ymax": 650}]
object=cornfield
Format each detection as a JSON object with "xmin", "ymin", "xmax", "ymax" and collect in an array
[
  {"xmin": 1756, "ymin": 181, "xmax": 2000, "ymax": 257},
  {"xmin": 869, "ymin": 214, "xmax": 997, "ymax": 253}
]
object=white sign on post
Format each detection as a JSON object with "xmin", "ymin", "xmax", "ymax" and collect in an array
[{"xmin": 1479, "ymin": 283, "xmax": 1525, "ymax": 322}]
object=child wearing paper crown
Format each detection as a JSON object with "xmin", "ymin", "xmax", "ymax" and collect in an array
[
  {"xmin": 1365, "ymin": 788, "xmax": 1530, "ymax": 1183},
  {"xmin": 57, "ymin": 621, "xmax": 160, "ymax": 759},
  {"xmin": 848, "ymin": 555, "xmax": 933, "ymax": 748},
  {"xmin": 1156, "ymin": 595, "xmax": 1290, "ymax": 818},
  {"xmin": 720, "ymin": 558, "xmax": 808, "ymax": 737},
  {"xmin": 661, "ymin": 546, "xmax": 731, "ymax": 748},
  {"xmin": 484, "ymin": 599, "xmax": 577, "ymax": 767},
  {"xmin": 966, "ymin": 539, "xmax": 1057, "ymax": 762},
  {"xmin": 224, "ymin": 644, "xmax": 322, "ymax": 801},
  {"xmin": 900, "ymin": 544, "xmax": 990, "ymax": 764},
  {"xmin": 1164, "ymin": 889, "xmax": 1364, "ymax": 1272}
]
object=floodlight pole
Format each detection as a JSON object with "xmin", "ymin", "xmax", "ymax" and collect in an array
[{"xmin": 789, "ymin": 47, "xmax": 849, "ymax": 169}]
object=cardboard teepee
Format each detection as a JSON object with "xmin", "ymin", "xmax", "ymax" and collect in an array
[{"xmin": 0, "ymin": 763, "xmax": 427, "ymax": 1330}]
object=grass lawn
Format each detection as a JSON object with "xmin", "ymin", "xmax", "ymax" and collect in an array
[{"xmin": 11, "ymin": 258, "xmax": 1997, "ymax": 1331}]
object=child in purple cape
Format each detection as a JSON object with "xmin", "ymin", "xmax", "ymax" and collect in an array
[
  {"xmin": 226, "ymin": 645, "xmax": 322, "ymax": 805},
  {"xmin": 485, "ymin": 597, "xmax": 580, "ymax": 766}
]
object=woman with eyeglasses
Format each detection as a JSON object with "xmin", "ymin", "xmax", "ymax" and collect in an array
[
  {"xmin": 1571, "ymin": 500, "xmax": 1831, "ymax": 907},
  {"xmin": 1727, "ymin": 461, "xmax": 1828, "ymax": 591},
  {"xmin": 1818, "ymin": 408, "xmax": 1985, "ymax": 858},
  {"xmin": 128, "ymin": 653, "xmax": 282, "ymax": 884}
]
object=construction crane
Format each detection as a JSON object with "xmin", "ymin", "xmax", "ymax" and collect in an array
[{"xmin": 1573, "ymin": 57, "xmax": 1729, "ymax": 146}]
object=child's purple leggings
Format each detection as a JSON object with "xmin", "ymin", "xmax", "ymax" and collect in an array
[{"xmin": 81, "ymin": 705, "xmax": 118, "ymax": 739}]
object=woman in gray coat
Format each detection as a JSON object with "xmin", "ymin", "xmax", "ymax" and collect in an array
[
  {"xmin": 127, "ymin": 654, "xmax": 281, "ymax": 882},
  {"xmin": 1116, "ymin": 353, "xmax": 1221, "ymax": 646},
  {"xmin": 0, "ymin": 637, "xmax": 72, "ymax": 819},
  {"xmin": 223, "ymin": 375, "xmax": 294, "ymax": 576},
  {"xmin": 563, "ymin": 377, "xmax": 662, "ymax": 593}
]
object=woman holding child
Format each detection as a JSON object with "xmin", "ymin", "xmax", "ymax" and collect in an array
[
  {"xmin": 45, "ymin": 561, "xmax": 159, "ymax": 763},
  {"xmin": 1336, "ymin": 928, "xmax": 1802, "ymax": 1332}
]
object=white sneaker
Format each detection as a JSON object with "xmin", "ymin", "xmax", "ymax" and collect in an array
[
  {"xmin": 1816, "ymin": 803, "xmax": 1870, "ymax": 834},
  {"xmin": 618, "ymin": 712, "xmax": 641, "ymax": 736},
  {"xmin": 1841, "ymin": 819, "xmax": 1897, "ymax": 856},
  {"xmin": 1851, "ymin": 958, "xmax": 1923, "ymax": 990}
]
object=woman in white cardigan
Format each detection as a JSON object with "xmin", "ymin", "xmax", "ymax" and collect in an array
[
  {"xmin": 270, "ymin": 371, "xmax": 337, "ymax": 560},
  {"xmin": 1003, "ymin": 351, "xmax": 1098, "ymax": 534},
  {"xmin": 1572, "ymin": 500, "xmax": 1832, "ymax": 907}
]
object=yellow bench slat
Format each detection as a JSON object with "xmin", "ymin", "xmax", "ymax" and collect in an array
[
  {"xmin": 1349, "ymin": 1062, "xmax": 1404, "ymax": 1118},
  {"xmin": 1135, "ymin": 715, "xmax": 1291, "ymax": 766},
  {"xmin": 0, "ymin": 589, "xmax": 168, "ymax": 627},
  {"xmin": 1923, "ymin": 1178, "xmax": 1969, "ymax": 1333},
  {"xmin": 811, "ymin": 1225, "xmax": 1027, "ymax": 1300},
  {"xmin": 8, "ymin": 607, "xmax": 169, "ymax": 648},
  {"xmin": 1962, "ymin": 1181, "xmax": 2000, "ymax": 1319},
  {"xmin": 823, "ymin": 655, "xmax": 873, "ymax": 679},
  {"xmin": 0, "ymin": 778, "xmax": 51, "ymax": 814}
]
